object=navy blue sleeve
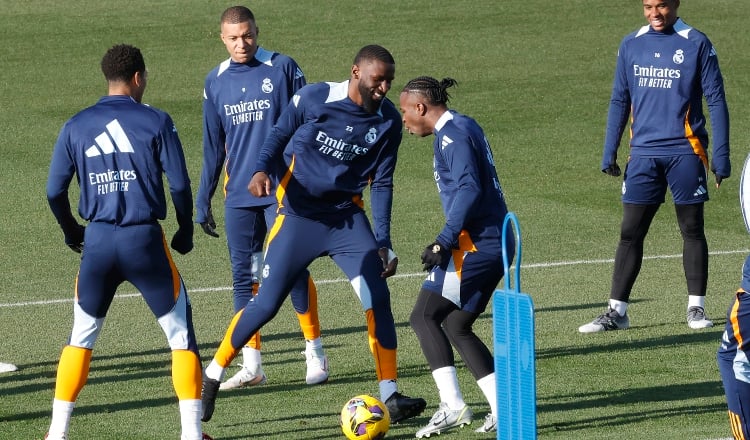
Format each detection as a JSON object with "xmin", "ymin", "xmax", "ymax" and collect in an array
[
  {"xmin": 46, "ymin": 122, "xmax": 81, "ymax": 231},
  {"xmin": 601, "ymin": 40, "xmax": 631, "ymax": 171},
  {"xmin": 195, "ymin": 76, "xmax": 226, "ymax": 224},
  {"xmin": 701, "ymin": 39, "xmax": 730, "ymax": 177},
  {"xmin": 256, "ymin": 91, "xmax": 306, "ymax": 173},
  {"xmin": 158, "ymin": 113, "xmax": 193, "ymax": 230}
]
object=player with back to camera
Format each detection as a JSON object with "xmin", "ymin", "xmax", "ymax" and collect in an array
[
  {"xmin": 717, "ymin": 155, "xmax": 750, "ymax": 440},
  {"xmin": 44, "ymin": 44, "xmax": 211, "ymax": 440},
  {"xmin": 200, "ymin": 44, "xmax": 426, "ymax": 425},
  {"xmin": 579, "ymin": 0, "xmax": 730, "ymax": 333},
  {"xmin": 399, "ymin": 77, "xmax": 511, "ymax": 437},
  {"xmin": 196, "ymin": 5, "xmax": 329, "ymax": 390}
]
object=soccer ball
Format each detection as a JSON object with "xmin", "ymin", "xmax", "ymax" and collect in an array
[{"xmin": 340, "ymin": 394, "xmax": 390, "ymax": 439}]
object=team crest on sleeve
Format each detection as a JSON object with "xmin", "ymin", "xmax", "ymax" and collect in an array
[
  {"xmin": 262, "ymin": 78, "xmax": 274, "ymax": 94},
  {"xmin": 365, "ymin": 127, "xmax": 378, "ymax": 144}
]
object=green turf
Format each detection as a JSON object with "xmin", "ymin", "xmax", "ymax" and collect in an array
[{"xmin": 2, "ymin": 0, "xmax": 750, "ymax": 438}]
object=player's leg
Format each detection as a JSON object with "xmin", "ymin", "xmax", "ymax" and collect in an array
[
  {"xmin": 222, "ymin": 206, "xmax": 266, "ymax": 388},
  {"xmin": 668, "ymin": 154, "xmax": 712, "ymax": 328},
  {"xmin": 119, "ymin": 224, "xmax": 205, "ymax": 440},
  {"xmin": 263, "ymin": 205, "xmax": 328, "ymax": 385},
  {"xmin": 201, "ymin": 214, "xmax": 322, "ymax": 421},
  {"xmin": 580, "ymin": 157, "xmax": 665, "ymax": 333},
  {"xmin": 47, "ymin": 223, "xmax": 122, "ymax": 440},
  {"xmin": 718, "ymin": 284, "xmax": 750, "ymax": 439},
  {"xmin": 329, "ymin": 211, "xmax": 425, "ymax": 422}
]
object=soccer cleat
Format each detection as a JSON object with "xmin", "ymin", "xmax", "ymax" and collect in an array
[
  {"xmin": 181, "ymin": 433, "xmax": 214, "ymax": 440},
  {"xmin": 415, "ymin": 402, "xmax": 473, "ymax": 438},
  {"xmin": 201, "ymin": 377, "xmax": 220, "ymax": 422},
  {"xmin": 385, "ymin": 392, "xmax": 427, "ymax": 423},
  {"xmin": 303, "ymin": 350, "xmax": 329, "ymax": 385},
  {"xmin": 474, "ymin": 413, "xmax": 497, "ymax": 433},
  {"xmin": 578, "ymin": 307, "xmax": 630, "ymax": 333},
  {"xmin": 44, "ymin": 434, "xmax": 66, "ymax": 440},
  {"xmin": 218, "ymin": 366, "xmax": 267, "ymax": 390},
  {"xmin": 0, "ymin": 362, "xmax": 18, "ymax": 374},
  {"xmin": 687, "ymin": 306, "xmax": 713, "ymax": 329}
]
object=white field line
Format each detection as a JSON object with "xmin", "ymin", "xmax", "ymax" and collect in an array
[{"xmin": 2, "ymin": 249, "xmax": 748, "ymax": 309}]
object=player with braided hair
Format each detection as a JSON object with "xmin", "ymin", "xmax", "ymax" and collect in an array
[{"xmin": 399, "ymin": 76, "xmax": 512, "ymax": 436}]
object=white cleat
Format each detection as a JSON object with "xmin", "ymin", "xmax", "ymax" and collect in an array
[
  {"xmin": 303, "ymin": 350, "xmax": 329, "ymax": 385},
  {"xmin": 687, "ymin": 306, "xmax": 713, "ymax": 329},
  {"xmin": 219, "ymin": 366, "xmax": 267, "ymax": 390},
  {"xmin": 415, "ymin": 402, "xmax": 473, "ymax": 438},
  {"xmin": 0, "ymin": 362, "xmax": 18, "ymax": 374}
]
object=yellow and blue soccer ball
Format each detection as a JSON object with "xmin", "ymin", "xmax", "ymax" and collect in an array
[{"xmin": 340, "ymin": 394, "xmax": 390, "ymax": 439}]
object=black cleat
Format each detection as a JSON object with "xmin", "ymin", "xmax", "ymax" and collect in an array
[
  {"xmin": 201, "ymin": 377, "xmax": 220, "ymax": 422},
  {"xmin": 385, "ymin": 392, "xmax": 427, "ymax": 423}
]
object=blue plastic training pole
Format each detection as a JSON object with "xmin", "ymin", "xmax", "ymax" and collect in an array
[{"xmin": 493, "ymin": 212, "xmax": 536, "ymax": 440}]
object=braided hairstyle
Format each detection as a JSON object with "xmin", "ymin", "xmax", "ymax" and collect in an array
[{"xmin": 401, "ymin": 77, "xmax": 458, "ymax": 106}]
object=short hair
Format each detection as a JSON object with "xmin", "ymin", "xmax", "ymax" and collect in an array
[
  {"xmin": 100, "ymin": 44, "xmax": 145, "ymax": 83},
  {"xmin": 221, "ymin": 6, "xmax": 255, "ymax": 25},
  {"xmin": 353, "ymin": 45, "xmax": 395, "ymax": 66},
  {"xmin": 401, "ymin": 76, "xmax": 458, "ymax": 106}
]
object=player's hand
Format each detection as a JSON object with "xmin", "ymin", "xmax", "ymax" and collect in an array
[
  {"xmin": 63, "ymin": 223, "xmax": 85, "ymax": 253},
  {"xmin": 248, "ymin": 172, "xmax": 273, "ymax": 197},
  {"xmin": 200, "ymin": 207, "xmax": 219, "ymax": 238},
  {"xmin": 171, "ymin": 226, "xmax": 194, "ymax": 255},
  {"xmin": 421, "ymin": 241, "xmax": 450, "ymax": 271},
  {"xmin": 602, "ymin": 163, "xmax": 621, "ymax": 177},
  {"xmin": 378, "ymin": 247, "xmax": 398, "ymax": 278},
  {"xmin": 711, "ymin": 161, "xmax": 729, "ymax": 188}
]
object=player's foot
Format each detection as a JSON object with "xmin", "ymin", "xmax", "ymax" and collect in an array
[
  {"xmin": 385, "ymin": 392, "xmax": 427, "ymax": 423},
  {"xmin": 687, "ymin": 306, "xmax": 713, "ymax": 329},
  {"xmin": 303, "ymin": 350, "xmax": 329, "ymax": 385},
  {"xmin": 219, "ymin": 366, "xmax": 267, "ymax": 390},
  {"xmin": 578, "ymin": 307, "xmax": 629, "ymax": 333},
  {"xmin": 201, "ymin": 377, "xmax": 220, "ymax": 422},
  {"xmin": 475, "ymin": 413, "xmax": 497, "ymax": 433},
  {"xmin": 44, "ymin": 433, "xmax": 66, "ymax": 440},
  {"xmin": 0, "ymin": 362, "xmax": 18, "ymax": 374},
  {"xmin": 415, "ymin": 402, "xmax": 472, "ymax": 438},
  {"xmin": 180, "ymin": 433, "xmax": 214, "ymax": 440}
]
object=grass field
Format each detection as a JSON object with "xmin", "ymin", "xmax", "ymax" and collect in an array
[{"xmin": 2, "ymin": 0, "xmax": 750, "ymax": 438}]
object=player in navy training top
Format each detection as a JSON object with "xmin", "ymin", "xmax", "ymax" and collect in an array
[
  {"xmin": 200, "ymin": 44, "xmax": 426, "ymax": 425},
  {"xmin": 45, "ymin": 44, "xmax": 209, "ymax": 440},
  {"xmin": 717, "ymin": 155, "xmax": 750, "ymax": 440},
  {"xmin": 579, "ymin": 0, "xmax": 730, "ymax": 333},
  {"xmin": 196, "ymin": 5, "xmax": 328, "ymax": 390},
  {"xmin": 399, "ymin": 77, "xmax": 511, "ymax": 436}
]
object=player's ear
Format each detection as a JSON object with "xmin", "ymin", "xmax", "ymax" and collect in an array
[{"xmin": 351, "ymin": 65, "xmax": 360, "ymax": 80}]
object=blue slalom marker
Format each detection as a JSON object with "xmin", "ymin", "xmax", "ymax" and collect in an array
[{"xmin": 493, "ymin": 212, "xmax": 536, "ymax": 440}]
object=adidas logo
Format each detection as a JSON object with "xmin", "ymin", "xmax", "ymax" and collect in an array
[
  {"xmin": 85, "ymin": 119, "xmax": 135, "ymax": 157},
  {"xmin": 693, "ymin": 185, "xmax": 707, "ymax": 197},
  {"xmin": 441, "ymin": 135, "xmax": 453, "ymax": 150}
]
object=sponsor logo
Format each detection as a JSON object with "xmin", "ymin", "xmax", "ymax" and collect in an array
[
  {"xmin": 85, "ymin": 119, "xmax": 134, "ymax": 157},
  {"xmin": 315, "ymin": 130, "xmax": 369, "ymax": 161}
]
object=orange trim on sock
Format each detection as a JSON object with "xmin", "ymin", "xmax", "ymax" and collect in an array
[
  {"xmin": 366, "ymin": 309, "xmax": 396, "ymax": 381},
  {"xmin": 54, "ymin": 346, "xmax": 92, "ymax": 402},
  {"xmin": 172, "ymin": 350, "xmax": 202, "ymax": 400}
]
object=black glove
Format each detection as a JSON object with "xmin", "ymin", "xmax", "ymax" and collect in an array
[
  {"xmin": 63, "ymin": 223, "xmax": 85, "ymax": 253},
  {"xmin": 602, "ymin": 163, "xmax": 621, "ymax": 177},
  {"xmin": 421, "ymin": 241, "xmax": 451, "ymax": 271},
  {"xmin": 200, "ymin": 207, "xmax": 219, "ymax": 238},
  {"xmin": 171, "ymin": 226, "xmax": 194, "ymax": 255}
]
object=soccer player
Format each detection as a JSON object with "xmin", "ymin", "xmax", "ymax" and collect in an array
[
  {"xmin": 717, "ymin": 154, "xmax": 750, "ymax": 440},
  {"xmin": 45, "ymin": 44, "xmax": 210, "ymax": 440},
  {"xmin": 0, "ymin": 362, "xmax": 17, "ymax": 374},
  {"xmin": 196, "ymin": 6, "xmax": 328, "ymax": 389},
  {"xmin": 399, "ymin": 77, "xmax": 511, "ymax": 436},
  {"xmin": 579, "ymin": 0, "xmax": 730, "ymax": 333},
  {"xmin": 200, "ymin": 44, "xmax": 426, "ymax": 425}
]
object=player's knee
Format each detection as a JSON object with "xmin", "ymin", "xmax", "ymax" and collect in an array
[{"xmin": 69, "ymin": 303, "xmax": 104, "ymax": 349}]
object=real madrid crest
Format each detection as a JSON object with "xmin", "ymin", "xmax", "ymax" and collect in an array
[
  {"xmin": 262, "ymin": 78, "xmax": 274, "ymax": 93},
  {"xmin": 365, "ymin": 127, "xmax": 378, "ymax": 144},
  {"xmin": 672, "ymin": 49, "xmax": 684, "ymax": 65}
]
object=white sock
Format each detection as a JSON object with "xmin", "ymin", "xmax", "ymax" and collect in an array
[
  {"xmin": 48, "ymin": 399, "xmax": 75, "ymax": 437},
  {"xmin": 432, "ymin": 366, "xmax": 465, "ymax": 409},
  {"xmin": 609, "ymin": 299, "xmax": 628, "ymax": 316},
  {"xmin": 688, "ymin": 295, "xmax": 706, "ymax": 309},
  {"xmin": 379, "ymin": 379, "xmax": 398, "ymax": 403},
  {"xmin": 204, "ymin": 360, "xmax": 226, "ymax": 382},
  {"xmin": 477, "ymin": 373, "xmax": 497, "ymax": 416},
  {"xmin": 179, "ymin": 399, "xmax": 202, "ymax": 440},
  {"xmin": 305, "ymin": 337, "xmax": 323, "ymax": 355},
  {"xmin": 241, "ymin": 346, "xmax": 262, "ymax": 373}
]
